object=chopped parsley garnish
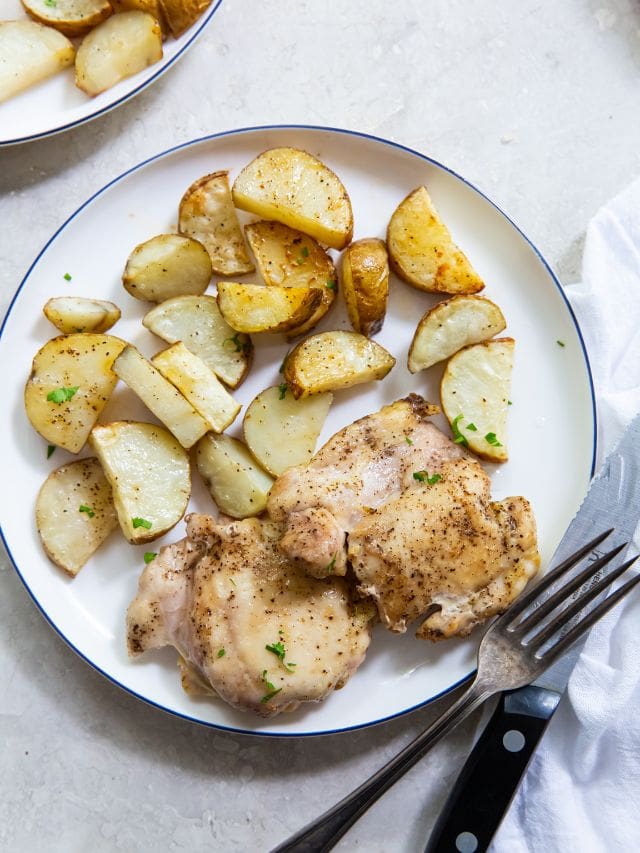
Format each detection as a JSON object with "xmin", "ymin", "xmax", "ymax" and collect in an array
[
  {"xmin": 405, "ymin": 436, "xmax": 413, "ymax": 445},
  {"xmin": 47, "ymin": 445, "xmax": 56, "ymax": 459},
  {"xmin": 413, "ymin": 471, "xmax": 442, "ymax": 485},
  {"xmin": 79, "ymin": 504, "xmax": 95, "ymax": 518},
  {"xmin": 466, "ymin": 423, "xmax": 478, "ymax": 432},
  {"xmin": 508, "ymin": 400, "xmax": 513, "ymax": 406},
  {"xmin": 278, "ymin": 382, "xmax": 288, "ymax": 400},
  {"xmin": 326, "ymin": 555, "xmax": 336, "ymax": 573},
  {"xmin": 63, "ymin": 272, "xmax": 72, "ymax": 281},
  {"xmin": 260, "ymin": 670, "xmax": 282, "ymax": 703},
  {"xmin": 295, "ymin": 246, "xmax": 310, "ymax": 264},
  {"xmin": 132, "ymin": 517, "xmax": 152, "ymax": 530},
  {"xmin": 451, "ymin": 414, "xmax": 469, "ymax": 446},
  {"xmin": 47, "ymin": 386, "xmax": 78, "ymax": 404},
  {"xmin": 326, "ymin": 279, "xmax": 337, "ymax": 291},
  {"xmin": 217, "ymin": 648, "xmax": 226, "ymax": 658},
  {"xmin": 229, "ymin": 577, "xmax": 237, "ymax": 587},
  {"xmin": 224, "ymin": 333, "xmax": 249, "ymax": 353},
  {"xmin": 143, "ymin": 552, "xmax": 157, "ymax": 564},
  {"xmin": 261, "ymin": 689, "xmax": 282, "ymax": 703},
  {"xmin": 265, "ymin": 641, "xmax": 286, "ymax": 662},
  {"xmin": 485, "ymin": 432, "xmax": 503, "ymax": 447},
  {"xmin": 44, "ymin": 0, "xmax": 57, "ymax": 7},
  {"xmin": 557, "ymin": 340, "xmax": 565, "ymax": 347}
]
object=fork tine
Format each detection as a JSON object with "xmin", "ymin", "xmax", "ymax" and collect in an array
[
  {"xmin": 513, "ymin": 543, "xmax": 627, "ymax": 636},
  {"xmin": 526, "ymin": 555, "xmax": 637, "ymax": 652},
  {"xmin": 500, "ymin": 529, "xmax": 614, "ymax": 627},
  {"xmin": 539, "ymin": 564, "xmax": 640, "ymax": 664}
]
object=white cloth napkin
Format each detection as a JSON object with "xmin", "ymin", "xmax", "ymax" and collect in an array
[{"xmin": 491, "ymin": 178, "xmax": 640, "ymax": 852}]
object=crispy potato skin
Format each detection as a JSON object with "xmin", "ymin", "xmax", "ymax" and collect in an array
[
  {"xmin": 217, "ymin": 282, "xmax": 323, "ymax": 335},
  {"xmin": 387, "ymin": 186, "xmax": 484, "ymax": 295},
  {"xmin": 110, "ymin": 0, "xmax": 169, "ymax": 35},
  {"xmin": 341, "ymin": 238, "xmax": 389, "ymax": 336},
  {"xmin": 159, "ymin": 0, "xmax": 211, "ymax": 37},
  {"xmin": 122, "ymin": 233, "xmax": 212, "ymax": 302},
  {"xmin": 43, "ymin": 297, "xmax": 121, "ymax": 334},
  {"xmin": 21, "ymin": 0, "xmax": 113, "ymax": 37}
]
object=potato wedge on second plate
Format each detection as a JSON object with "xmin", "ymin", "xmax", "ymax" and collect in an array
[
  {"xmin": 24, "ymin": 333, "xmax": 126, "ymax": 453},
  {"xmin": 0, "ymin": 21, "xmax": 75, "ymax": 104},
  {"xmin": 341, "ymin": 238, "xmax": 389, "ymax": 336},
  {"xmin": 179, "ymin": 171, "xmax": 254, "ymax": 277},
  {"xmin": 245, "ymin": 220, "xmax": 337, "ymax": 337},
  {"xmin": 387, "ymin": 186, "xmax": 484, "ymax": 294},
  {"xmin": 43, "ymin": 297, "xmax": 121, "ymax": 334},
  {"xmin": 75, "ymin": 11, "xmax": 162, "ymax": 97},
  {"xmin": 152, "ymin": 342, "xmax": 240, "ymax": 433},
  {"xmin": 113, "ymin": 345, "xmax": 209, "ymax": 448},
  {"xmin": 217, "ymin": 282, "xmax": 322, "ymax": 335},
  {"xmin": 196, "ymin": 433, "xmax": 273, "ymax": 519},
  {"xmin": 36, "ymin": 457, "xmax": 118, "ymax": 577},
  {"xmin": 90, "ymin": 422, "xmax": 190, "ymax": 543},
  {"xmin": 122, "ymin": 234, "xmax": 212, "ymax": 302},
  {"xmin": 243, "ymin": 385, "xmax": 333, "ymax": 476},
  {"xmin": 440, "ymin": 338, "xmax": 514, "ymax": 462},
  {"xmin": 143, "ymin": 295, "xmax": 252, "ymax": 389},
  {"xmin": 408, "ymin": 295, "xmax": 506, "ymax": 372},
  {"xmin": 20, "ymin": 0, "xmax": 112, "ymax": 37},
  {"xmin": 284, "ymin": 330, "xmax": 395, "ymax": 398},
  {"xmin": 233, "ymin": 148, "xmax": 354, "ymax": 250},
  {"xmin": 159, "ymin": 0, "xmax": 211, "ymax": 37}
]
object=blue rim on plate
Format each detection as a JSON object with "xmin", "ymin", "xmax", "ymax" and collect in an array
[
  {"xmin": 0, "ymin": 125, "xmax": 598, "ymax": 737},
  {"xmin": 0, "ymin": 0, "xmax": 225, "ymax": 147}
]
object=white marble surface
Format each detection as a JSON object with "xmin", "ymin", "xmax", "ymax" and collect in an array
[{"xmin": 1, "ymin": 1, "xmax": 640, "ymax": 851}]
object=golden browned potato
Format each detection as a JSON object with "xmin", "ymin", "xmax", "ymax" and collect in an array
[
  {"xmin": 440, "ymin": 338, "xmax": 514, "ymax": 462},
  {"xmin": 387, "ymin": 186, "xmax": 484, "ymax": 294},
  {"xmin": 243, "ymin": 385, "xmax": 333, "ymax": 476},
  {"xmin": 113, "ymin": 345, "xmax": 209, "ymax": 448},
  {"xmin": 0, "ymin": 21, "xmax": 75, "ymax": 104},
  {"xmin": 75, "ymin": 12, "xmax": 162, "ymax": 97},
  {"xmin": 232, "ymin": 148, "xmax": 354, "ymax": 250},
  {"xmin": 21, "ymin": 0, "xmax": 112, "ymax": 36},
  {"xmin": 122, "ymin": 233, "xmax": 212, "ymax": 302},
  {"xmin": 341, "ymin": 238, "xmax": 389, "ymax": 336},
  {"xmin": 159, "ymin": 0, "xmax": 210, "ymax": 37},
  {"xmin": 36, "ymin": 457, "xmax": 118, "ymax": 577},
  {"xmin": 110, "ymin": 0, "xmax": 168, "ymax": 35},
  {"xmin": 217, "ymin": 282, "xmax": 322, "ymax": 335},
  {"xmin": 196, "ymin": 433, "xmax": 273, "ymax": 519},
  {"xmin": 90, "ymin": 421, "xmax": 191, "ymax": 543},
  {"xmin": 24, "ymin": 333, "xmax": 126, "ymax": 453},
  {"xmin": 179, "ymin": 171, "xmax": 254, "ymax": 276},
  {"xmin": 151, "ymin": 342, "xmax": 241, "ymax": 433},
  {"xmin": 245, "ymin": 220, "xmax": 337, "ymax": 337},
  {"xmin": 142, "ymin": 294, "xmax": 252, "ymax": 389},
  {"xmin": 408, "ymin": 295, "xmax": 507, "ymax": 373},
  {"xmin": 43, "ymin": 297, "xmax": 121, "ymax": 334},
  {"xmin": 284, "ymin": 330, "xmax": 395, "ymax": 398}
]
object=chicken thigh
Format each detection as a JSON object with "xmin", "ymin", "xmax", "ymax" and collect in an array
[{"xmin": 127, "ymin": 513, "xmax": 375, "ymax": 716}]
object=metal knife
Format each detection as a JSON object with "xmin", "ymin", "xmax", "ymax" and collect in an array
[{"xmin": 425, "ymin": 412, "xmax": 640, "ymax": 853}]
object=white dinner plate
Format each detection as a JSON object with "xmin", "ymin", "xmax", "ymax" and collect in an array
[
  {"xmin": 0, "ymin": 126, "xmax": 596, "ymax": 736},
  {"xmin": 0, "ymin": 0, "xmax": 223, "ymax": 146}
]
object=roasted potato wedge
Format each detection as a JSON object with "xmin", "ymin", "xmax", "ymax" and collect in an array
[
  {"xmin": 113, "ymin": 345, "xmax": 209, "ymax": 448},
  {"xmin": 440, "ymin": 338, "xmax": 514, "ymax": 463},
  {"xmin": 24, "ymin": 333, "xmax": 126, "ymax": 453},
  {"xmin": 110, "ymin": 0, "xmax": 168, "ymax": 34},
  {"xmin": 90, "ymin": 421, "xmax": 190, "ymax": 543},
  {"xmin": 245, "ymin": 220, "xmax": 337, "ymax": 337},
  {"xmin": 243, "ymin": 385, "xmax": 332, "ymax": 476},
  {"xmin": 196, "ymin": 433, "xmax": 273, "ymax": 519},
  {"xmin": 179, "ymin": 171, "xmax": 254, "ymax": 277},
  {"xmin": 152, "ymin": 342, "xmax": 240, "ymax": 433},
  {"xmin": 43, "ymin": 297, "xmax": 121, "ymax": 334},
  {"xmin": 159, "ymin": 0, "xmax": 210, "ymax": 36},
  {"xmin": 387, "ymin": 186, "xmax": 484, "ymax": 295},
  {"xmin": 341, "ymin": 238, "xmax": 389, "ymax": 336},
  {"xmin": 122, "ymin": 234, "xmax": 212, "ymax": 302},
  {"xmin": 143, "ymin": 295, "xmax": 252, "ymax": 388},
  {"xmin": 20, "ymin": 0, "xmax": 112, "ymax": 37},
  {"xmin": 284, "ymin": 330, "xmax": 395, "ymax": 398},
  {"xmin": 408, "ymin": 295, "xmax": 507, "ymax": 373},
  {"xmin": 75, "ymin": 11, "xmax": 162, "ymax": 97},
  {"xmin": 232, "ymin": 148, "xmax": 354, "ymax": 250},
  {"xmin": 217, "ymin": 282, "xmax": 323, "ymax": 335},
  {"xmin": 36, "ymin": 457, "xmax": 118, "ymax": 577},
  {"xmin": 0, "ymin": 21, "xmax": 74, "ymax": 104}
]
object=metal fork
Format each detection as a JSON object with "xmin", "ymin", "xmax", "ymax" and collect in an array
[{"xmin": 273, "ymin": 529, "xmax": 640, "ymax": 853}]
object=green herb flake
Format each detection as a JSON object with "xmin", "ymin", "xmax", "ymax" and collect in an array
[
  {"xmin": 265, "ymin": 641, "xmax": 286, "ymax": 662},
  {"xmin": 405, "ymin": 436, "xmax": 413, "ymax": 445},
  {"xmin": 557, "ymin": 340, "xmax": 565, "ymax": 347},
  {"xmin": 278, "ymin": 382, "xmax": 288, "ymax": 400},
  {"xmin": 260, "ymin": 670, "xmax": 282, "ymax": 703},
  {"xmin": 325, "ymin": 554, "xmax": 337, "ymax": 573},
  {"xmin": 132, "ymin": 517, "xmax": 152, "ymax": 530},
  {"xmin": 413, "ymin": 471, "xmax": 426, "ymax": 482},
  {"xmin": 217, "ymin": 648, "xmax": 226, "ymax": 658},
  {"xmin": 451, "ymin": 414, "xmax": 469, "ymax": 446},
  {"xmin": 44, "ymin": 0, "xmax": 57, "ymax": 6},
  {"xmin": 143, "ymin": 552, "xmax": 157, "ymax": 564},
  {"xmin": 413, "ymin": 471, "xmax": 442, "ymax": 485},
  {"xmin": 427, "ymin": 473, "xmax": 442, "ymax": 485},
  {"xmin": 261, "ymin": 688, "xmax": 282, "ymax": 704},
  {"xmin": 63, "ymin": 272, "xmax": 72, "ymax": 281},
  {"xmin": 326, "ymin": 279, "xmax": 337, "ymax": 291},
  {"xmin": 47, "ymin": 386, "xmax": 79, "ymax": 405},
  {"xmin": 508, "ymin": 400, "xmax": 513, "ymax": 406},
  {"xmin": 47, "ymin": 445, "xmax": 56, "ymax": 459},
  {"xmin": 485, "ymin": 432, "xmax": 503, "ymax": 447},
  {"xmin": 466, "ymin": 423, "xmax": 478, "ymax": 432},
  {"xmin": 79, "ymin": 504, "xmax": 95, "ymax": 518},
  {"xmin": 295, "ymin": 246, "xmax": 310, "ymax": 265}
]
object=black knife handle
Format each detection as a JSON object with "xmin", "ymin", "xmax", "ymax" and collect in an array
[{"xmin": 425, "ymin": 686, "xmax": 561, "ymax": 853}]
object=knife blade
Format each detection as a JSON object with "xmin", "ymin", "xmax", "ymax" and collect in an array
[{"xmin": 425, "ymin": 412, "xmax": 640, "ymax": 853}]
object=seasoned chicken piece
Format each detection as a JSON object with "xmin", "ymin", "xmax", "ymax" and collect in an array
[
  {"xmin": 268, "ymin": 395, "xmax": 465, "ymax": 577},
  {"xmin": 348, "ymin": 457, "xmax": 540, "ymax": 639},
  {"xmin": 127, "ymin": 513, "xmax": 374, "ymax": 717}
]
